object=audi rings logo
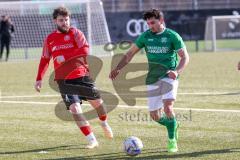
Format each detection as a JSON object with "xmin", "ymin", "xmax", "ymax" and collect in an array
[{"xmin": 126, "ymin": 19, "xmax": 148, "ymax": 37}]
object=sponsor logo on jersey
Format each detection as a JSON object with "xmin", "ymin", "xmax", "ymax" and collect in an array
[
  {"xmin": 161, "ymin": 37, "xmax": 168, "ymax": 43},
  {"xmin": 64, "ymin": 35, "xmax": 70, "ymax": 41},
  {"xmin": 147, "ymin": 46, "xmax": 170, "ymax": 54},
  {"xmin": 52, "ymin": 43, "xmax": 74, "ymax": 52},
  {"xmin": 148, "ymin": 39, "xmax": 154, "ymax": 41}
]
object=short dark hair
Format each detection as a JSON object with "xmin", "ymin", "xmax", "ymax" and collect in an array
[
  {"xmin": 143, "ymin": 9, "xmax": 164, "ymax": 20},
  {"xmin": 53, "ymin": 6, "xmax": 70, "ymax": 19}
]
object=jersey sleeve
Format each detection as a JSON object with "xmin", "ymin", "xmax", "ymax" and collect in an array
[
  {"xmin": 135, "ymin": 33, "xmax": 145, "ymax": 49},
  {"xmin": 36, "ymin": 38, "xmax": 51, "ymax": 81},
  {"xmin": 74, "ymin": 28, "xmax": 88, "ymax": 48},
  {"xmin": 171, "ymin": 32, "xmax": 185, "ymax": 51},
  {"xmin": 73, "ymin": 28, "xmax": 89, "ymax": 56}
]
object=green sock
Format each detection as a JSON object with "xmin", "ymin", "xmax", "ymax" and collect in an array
[
  {"xmin": 157, "ymin": 116, "xmax": 167, "ymax": 126},
  {"xmin": 156, "ymin": 112, "xmax": 168, "ymax": 126},
  {"xmin": 165, "ymin": 117, "xmax": 177, "ymax": 139}
]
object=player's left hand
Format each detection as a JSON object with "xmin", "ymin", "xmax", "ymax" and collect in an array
[
  {"xmin": 238, "ymin": 62, "xmax": 240, "ymax": 70},
  {"xmin": 167, "ymin": 70, "xmax": 178, "ymax": 80}
]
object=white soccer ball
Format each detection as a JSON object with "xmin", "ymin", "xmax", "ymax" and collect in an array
[{"xmin": 123, "ymin": 136, "xmax": 143, "ymax": 156}]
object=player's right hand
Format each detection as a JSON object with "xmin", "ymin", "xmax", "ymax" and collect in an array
[
  {"xmin": 109, "ymin": 69, "xmax": 120, "ymax": 80},
  {"xmin": 55, "ymin": 55, "xmax": 65, "ymax": 64},
  {"xmin": 34, "ymin": 80, "xmax": 42, "ymax": 92},
  {"xmin": 167, "ymin": 70, "xmax": 178, "ymax": 80},
  {"xmin": 238, "ymin": 61, "xmax": 240, "ymax": 70}
]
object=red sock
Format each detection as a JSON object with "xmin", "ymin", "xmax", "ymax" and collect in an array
[
  {"xmin": 80, "ymin": 125, "xmax": 92, "ymax": 136},
  {"xmin": 99, "ymin": 114, "xmax": 107, "ymax": 121}
]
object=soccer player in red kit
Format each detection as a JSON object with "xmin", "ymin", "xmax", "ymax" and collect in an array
[{"xmin": 34, "ymin": 7, "xmax": 113, "ymax": 149}]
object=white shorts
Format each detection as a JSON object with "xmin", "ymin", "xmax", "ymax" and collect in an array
[{"xmin": 147, "ymin": 78, "xmax": 179, "ymax": 112}]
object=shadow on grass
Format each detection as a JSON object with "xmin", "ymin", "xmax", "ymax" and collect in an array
[
  {"xmin": 0, "ymin": 144, "xmax": 85, "ymax": 155},
  {"xmin": 43, "ymin": 147, "xmax": 240, "ymax": 160}
]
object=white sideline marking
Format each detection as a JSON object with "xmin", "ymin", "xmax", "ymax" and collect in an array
[
  {"xmin": 118, "ymin": 105, "xmax": 240, "ymax": 113},
  {"xmin": 0, "ymin": 100, "xmax": 240, "ymax": 113},
  {"xmin": 0, "ymin": 100, "xmax": 56, "ymax": 105},
  {"xmin": 1, "ymin": 91, "xmax": 239, "ymax": 99},
  {"xmin": 38, "ymin": 151, "xmax": 48, "ymax": 154},
  {"xmin": 1, "ymin": 95, "xmax": 60, "ymax": 98}
]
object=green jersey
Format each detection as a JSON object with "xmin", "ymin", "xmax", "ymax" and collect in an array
[{"xmin": 135, "ymin": 28, "xmax": 185, "ymax": 85}]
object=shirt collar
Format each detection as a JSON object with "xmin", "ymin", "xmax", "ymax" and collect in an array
[{"xmin": 156, "ymin": 27, "xmax": 166, "ymax": 35}]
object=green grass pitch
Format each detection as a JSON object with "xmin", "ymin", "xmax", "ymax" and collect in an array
[{"xmin": 0, "ymin": 50, "xmax": 240, "ymax": 159}]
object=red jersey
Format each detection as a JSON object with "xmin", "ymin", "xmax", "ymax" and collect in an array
[{"xmin": 36, "ymin": 27, "xmax": 89, "ymax": 81}]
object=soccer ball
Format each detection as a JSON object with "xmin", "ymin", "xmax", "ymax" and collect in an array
[{"xmin": 123, "ymin": 136, "xmax": 143, "ymax": 156}]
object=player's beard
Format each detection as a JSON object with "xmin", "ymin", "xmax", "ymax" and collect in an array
[
  {"xmin": 57, "ymin": 25, "xmax": 69, "ymax": 33},
  {"xmin": 151, "ymin": 26, "xmax": 161, "ymax": 33}
]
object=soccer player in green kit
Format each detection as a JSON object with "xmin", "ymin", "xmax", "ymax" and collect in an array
[{"xmin": 109, "ymin": 9, "xmax": 189, "ymax": 152}]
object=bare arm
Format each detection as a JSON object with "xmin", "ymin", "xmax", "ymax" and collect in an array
[
  {"xmin": 109, "ymin": 44, "xmax": 141, "ymax": 80},
  {"xmin": 168, "ymin": 47, "xmax": 190, "ymax": 80},
  {"xmin": 176, "ymin": 47, "xmax": 190, "ymax": 74}
]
